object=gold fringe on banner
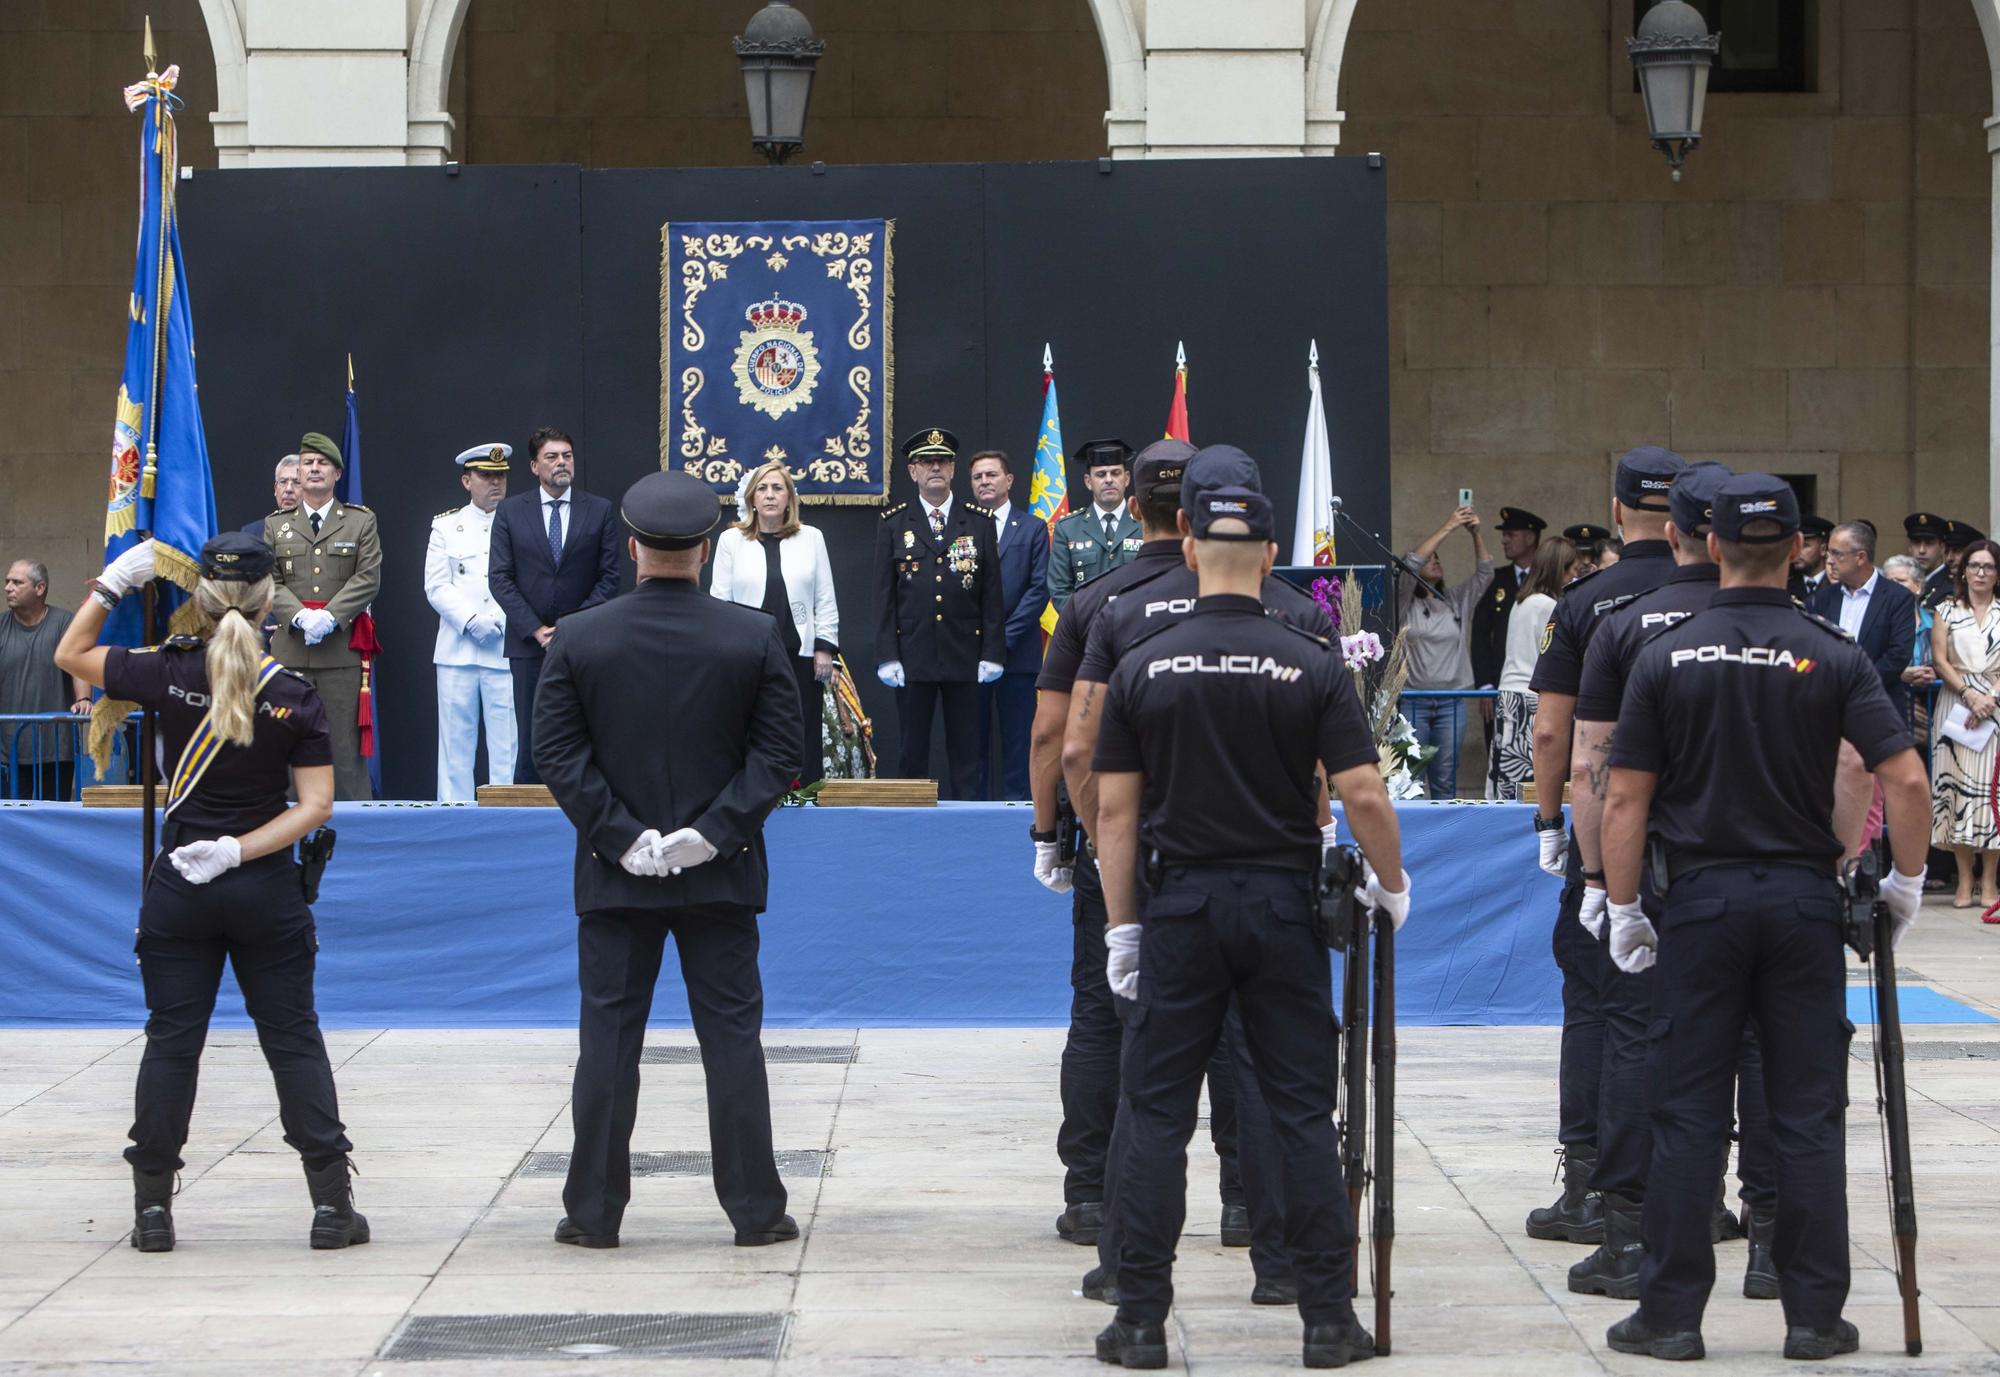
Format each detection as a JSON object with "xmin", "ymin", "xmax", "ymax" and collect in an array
[
  {"xmin": 657, "ymin": 221, "xmax": 675, "ymax": 474},
  {"xmin": 87, "ymin": 697, "xmax": 136, "ymax": 778}
]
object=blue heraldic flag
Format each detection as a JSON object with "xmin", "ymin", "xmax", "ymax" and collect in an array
[
  {"xmin": 661, "ymin": 219, "xmax": 893, "ymax": 505},
  {"xmin": 103, "ymin": 63, "xmax": 217, "ymax": 649}
]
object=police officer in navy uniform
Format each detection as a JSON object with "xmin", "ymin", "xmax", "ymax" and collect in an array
[
  {"xmin": 1598, "ymin": 473, "xmax": 1931, "ymax": 1361},
  {"xmin": 533, "ymin": 471, "xmax": 803, "ymax": 1250},
  {"xmin": 873, "ymin": 427, "xmax": 1005, "ymax": 800},
  {"xmin": 1904, "ymin": 512, "xmax": 1954, "ymax": 608},
  {"xmin": 1565, "ymin": 522, "xmax": 1613, "ymax": 574},
  {"xmin": 1088, "ymin": 485, "xmax": 1410, "ymax": 1371},
  {"xmin": 1471, "ymin": 506, "xmax": 1547, "ymax": 693},
  {"xmin": 53, "ymin": 532, "xmax": 365, "ymax": 1254},
  {"xmin": 1565, "ymin": 463, "xmax": 1781, "ymax": 1304},
  {"xmin": 1787, "ymin": 515, "xmax": 1834, "ymax": 601},
  {"xmin": 1523, "ymin": 446, "xmax": 1685, "ymax": 1244}
]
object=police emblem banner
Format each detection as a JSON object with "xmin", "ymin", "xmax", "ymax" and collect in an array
[{"xmin": 660, "ymin": 219, "xmax": 893, "ymax": 506}]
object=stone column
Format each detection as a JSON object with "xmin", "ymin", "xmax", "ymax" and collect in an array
[
  {"xmin": 239, "ymin": 0, "xmax": 409, "ymax": 166},
  {"xmin": 1136, "ymin": 0, "xmax": 1308, "ymax": 158}
]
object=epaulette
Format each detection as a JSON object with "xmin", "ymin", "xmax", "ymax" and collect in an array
[
  {"xmin": 434, "ymin": 507, "xmax": 459, "ymax": 521},
  {"xmin": 162, "ymin": 634, "xmax": 203, "ymax": 650},
  {"xmin": 965, "ymin": 502, "xmax": 991, "ymax": 517},
  {"xmin": 881, "ymin": 503, "xmax": 907, "ymax": 520},
  {"xmin": 278, "ymin": 666, "xmax": 312, "ymax": 684},
  {"xmin": 345, "ymin": 503, "xmax": 373, "ymax": 514},
  {"xmin": 1794, "ymin": 605, "xmax": 1855, "ymax": 641}
]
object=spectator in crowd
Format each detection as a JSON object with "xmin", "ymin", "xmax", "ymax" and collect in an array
[
  {"xmin": 967, "ymin": 449, "xmax": 1046, "ymax": 800},
  {"xmin": 1883, "ymin": 554, "xmax": 1924, "ymax": 598},
  {"xmin": 1789, "ymin": 515, "xmax": 1833, "ymax": 600},
  {"xmin": 1809, "ymin": 521, "xmax": 1916, "ymax": 718},
  {"xmin": 426, "ymin": 444, "xmax": 516, "ymax": 801},
  {"xmin": 1486, "ymin": 536, "xmax": 1578, "ymax": 802},
  {"xmin": 1887, "ymin": 554, "xmax": 1938, "ymax": 743},
  {"xmin": 1929, "ymin": 538, "xmax": 2000, "ymax": 914},
  {"xmin": 711, "ymin": 459, "xmax": 839, "ymax": 788},
  {"xmin": 241, "ymin": 455, "xmax": 301, "ymax": 537},
  {"xmin": 1561, "ymin": 523, "xmax": 1610, "ymax": 577},
  {"xmin": 1397, "ymin": 505, "xmax": 1493, "ymax": 799},
  {"xmin": 487, "ymin": 427, "xmax": 621, "ymax": 784},
  {"xmin": 1470, "ymin": 506, "xmax": 1544, "ymax": 738},
  {"xmin": 1, "ymin": 560, "xmax": 94, "ymax": 799}
]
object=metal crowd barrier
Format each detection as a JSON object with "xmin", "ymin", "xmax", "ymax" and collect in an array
[{"xmin": 1, "ymin": 712, "xmax": 141, "ymax": 801}]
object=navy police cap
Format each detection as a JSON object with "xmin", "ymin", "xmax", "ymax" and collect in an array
[
  {"xmin": 1905, "ymin": 512, "xmax": 1949, "ymax": 540},
  {"xmin": 200, "ymin": 531, "xmax": 275, "ymax": 583},
  {"xmin": 1499, "ymin": 508, "xmax": 1547, "ymax": 533},
  {"xmin": 1180, "ymin": 444, "xmax": 1263, "ymax": 514},
  {"xmin": 622, "ymin": 470, "xmax": 720, "ymax": 551},
  {"xmin": 1711, "ymin": 473, "xmax": 1800, "ymax": 544},
  {"xmin": 901, "ymin": 427, "xmax": 959, "ymax": 462},
  {"xmin": 1190, "ymin": 487, "xmax": 1276, "ymax": 542},
  {"xmin": 1614, "ymin": 446, "xmax": 1686, "ymax": 512},
  {"xmin": 1132, "ymin": 439, "xmax": 1195, "ymax": 505},
  {"xmin": 1667, "ymin": 461, "xmax": 1733, "ymax": 538},
  {"xmin": 1562, "ymin": 522, "xmax": 1610, "ymax": 544}
]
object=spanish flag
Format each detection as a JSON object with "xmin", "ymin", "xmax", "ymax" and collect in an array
[{"xmin": 1164, "ymin": 340, "xmax": 1191, "ymax": 443}]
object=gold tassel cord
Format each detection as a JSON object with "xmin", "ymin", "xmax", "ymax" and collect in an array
[
  {"xmin": 87, "ymin": 697, "xmax": 137, "ymax": 778},
  {"xmin": 657, "ymin": 223, "xmax": 676, "ymax": 473}
]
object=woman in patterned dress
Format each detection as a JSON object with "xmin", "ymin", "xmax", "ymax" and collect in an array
[
  {"xmin": 1929, "ymin": 538, "xmax": 2000, "ymax": 912},
  {"xmin": 1486, "ymin": 536, "xmax": 1578, "ymax": 801}
]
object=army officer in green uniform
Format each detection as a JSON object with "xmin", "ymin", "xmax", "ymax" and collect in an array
[
  {"xmin": 263, "ymin": 432, "xmax": 381, "ymax": 800},
  {"xmin": 1046, "ymin": 439, "xmax": 1140, "ymax": 614}
]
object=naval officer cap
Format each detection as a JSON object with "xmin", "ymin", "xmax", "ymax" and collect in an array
[
  {"xmin": 298, "ymin": 431, "xmax": 343, "ymax": 470},
  {"xmin": 1190, "ymin": 487, "xmax": 1276, "ymax": 542},
  {"xmin": 1498, "ymin": 508, "xmax": 1548, "ymax": 533},
  {"xmin": 1667, "ymin": 461, "xmax": 1733, "ymax": 539},
  {"xmin": 902, "ymin": 427, "xmax": 960, "ymax": 463},
  {"xmin": 200, "ymin": 530, "xmax": 275, "ymax": 583},
  {"xmin": 455, "ymin": 442, "xmax": 512, "ymax": 473},
  {"xmin": 1132, "ymin": 439, "xmax": 1195, "ymax": 505},
  {"xmin": 1614, "ymin": 446, "xmax": 1685, "ymax": 512},
  {"xmin": 1181, "ymin": 444, "xmax": 1264, "ymax": 515},
  {"xmin": 1711, "ymin": 473, "xmax": 1800, "ymax": 544},
  {"xmin": 1947, "ymin": 520, "xmax": 1986, "ymax": 550},
  {"xmin": 622, "ymin": 470, "xmax": 720, "ymax": 551}
]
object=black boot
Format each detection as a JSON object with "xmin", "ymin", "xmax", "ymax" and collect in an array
[
  {"xmin": 304, "ymin": 1157, "xmax": 371, "ymax": 1250},
  {"xmin": 1743, "ymin": 1209, "xmax": 1779, "ymax": 1300},
  {"xmin": 1057, "ymin": 1199, "xmax": 1105, "ymax": 1246},
  {"xmin": 1568, "ymin": 1193, "xmax": 1644, "ymax": 1298},
  {"xmin": 1782, "ymin": 1319, "xmax": 1859, "ymax": 1359},
  {"xmin": 1607, "ymin": 1311, "xmax": 1704, "ymax": 1361},
  {"xmin": 1219, "ymin": 1201, "xmax": 1251, "ymax": 1247},
  {"xmin": 1080, "ymin": 1264, "xmax": 1119, "ymax": 1304},
  {"xmin": 130, "ymin": 1167, "xmax": 174, "ymax": 1253},
  {"xmin": 1710, "ymin": 1183, "xmax": 1745, "ymax": 1242},
  {"xmin": 1526, "ymin": 1148, "xmax": 1603, "ymax": 1243},
  {"xmin": 1304, "ymin": 1317, "xmax": 1376, "ymax": 1368},
  {"xmin": 1094, "ymin": 1317, "xmax": 1166, "ymax": 1369}
]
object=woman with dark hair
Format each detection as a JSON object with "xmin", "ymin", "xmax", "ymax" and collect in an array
[
  {"xmin": 53, "ymin": 534, "xmax": 365, "ymax": 1252},
  {"xmin": 1487, "ymin": 536, "xmax": 1579, "ymax": 800},
  {"xmin": 1928, "ymin": 536, "xmax": 2000, "ymax": 913}
]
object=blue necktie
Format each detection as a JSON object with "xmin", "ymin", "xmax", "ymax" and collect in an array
[{"xmin": 547, "ymin": 500, "xmax": 564, "ymax": 564}]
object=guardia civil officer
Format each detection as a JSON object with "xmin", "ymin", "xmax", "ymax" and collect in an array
[
  {"xmin": 1066, "ymin": 445, "xmax": 1338, "ymax": 1308},
  {"xmin": 533, "ymin": 470, "xmax": 802, "ymax": 1249},
  {"xmin": 1089, "ymin": 486, "xmax": 1410, "ymax": 1371},
  {"xmin": 1047, "ymin": 439, "xmax": 1141, "ymax": 613},
  {"xmin": 1565, "ymin": 463, "xmax": 1781, "ymax": 1304},
  {"xmin": 1598, "ymin": 474, "xmax": 1931, "ymax": 1362},
  {"xmin": 425, "ymin": 443, "xmax": 516, "ymax": 800},
  {"xmin": 54, "ymin": 533, "xmax": 366, "ymax": 1253},
  {"xmin": 873, "ymin": 426, "xmax": 1005, "ymax": 799},
  {"xmin": 1523, "ymin": 445, "xmax": 1684, "ymax": 1244}
]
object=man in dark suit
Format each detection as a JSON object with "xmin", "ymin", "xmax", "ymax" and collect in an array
[
  {"xmin": 969, "ymin": 448, "xmax": 1048, "ymax": 800},
  {"xmin": 1809, "ymin": 521, "xmax": 1917, "ymax": 716},
  {"xmin": 532, "ymin": 469, "xmax": 802, "ymax": 1250},
  {"xmin": 241, "ymin": 454, "xmax": 300, "ymax": 538},
  {"xmin": 487, "ymin": 427, "xmax": 621, "ymax": 783},
  {"xmin": 874, "ymin": 426, "xmax": 1006, "ymax": 800}
]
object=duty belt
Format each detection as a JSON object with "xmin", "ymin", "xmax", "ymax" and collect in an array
[{"xmin": 1654, "ymin": 842, "xmax": 1830, "ymax": 888}]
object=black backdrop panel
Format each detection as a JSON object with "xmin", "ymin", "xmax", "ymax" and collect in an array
[{"xmin": 179, "ymin": 159, "xmax": 1387, "ymax": 799}]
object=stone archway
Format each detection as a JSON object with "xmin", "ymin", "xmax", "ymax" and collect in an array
[
  {"xmin": 193, "ymin": 0, "xmax": 249, "ymax": 165},
  {"xmin": 1978, "ymin": 0, "xmax": 2000, "ymax": 532},
  {"xmin": 1305, "ymin": 0, "xmax": 1360, "ymax": 155}
]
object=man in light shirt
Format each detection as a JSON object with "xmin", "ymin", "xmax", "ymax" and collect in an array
[{"xmin": 1809, "ymin": 522, "xmax": 1915, "ymax": 716}]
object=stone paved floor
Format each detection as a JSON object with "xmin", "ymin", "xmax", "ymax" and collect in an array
[{"xmin": 1, "ymin": 899, "xmax": 1997, "ymax": 1375}]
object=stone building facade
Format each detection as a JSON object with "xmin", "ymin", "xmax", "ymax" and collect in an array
[{"xmin": 2, "ymin": 0, "xmax": 1994, "ymax": 597}]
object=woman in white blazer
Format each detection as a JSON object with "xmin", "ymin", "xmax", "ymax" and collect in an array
[{"xmin": 710, "ymin": 459, "xmax": 840, "ymax": 784}]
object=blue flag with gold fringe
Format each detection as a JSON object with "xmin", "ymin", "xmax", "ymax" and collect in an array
[
  {"xmin": 660, "ymin": 219, "xmax": 893, "ymax": 505},
  {"xmin": 102, "ymin": 60, "xmax": 216, "ymax": 648}
]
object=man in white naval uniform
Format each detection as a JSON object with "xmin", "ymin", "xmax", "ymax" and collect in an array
[{"xmin": 426, "ymin": 443, "xmax": 516, "ymax": 800}]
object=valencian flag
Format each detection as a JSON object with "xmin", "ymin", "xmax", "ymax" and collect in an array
[
  {"xmin": 95, "ymin": 47, "xmax": 218, "ymax": 764},
  {"xmin": 1291, "ymin": 340, "xmax": 1337, "ymax": 567},
  {"xmin": 1029, "ymin": 345, "xmax": 1068, "ymax": 635},
  {"xmin": 1164, "ymin": 340, "xmax": 1191, "ymax": 443},
  {"xmin": 338, "ymin": 359, "xmax": 383, "ymax": 797}
]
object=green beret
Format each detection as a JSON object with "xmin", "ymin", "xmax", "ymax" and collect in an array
[{"xmin": 299, "ymin": 432, "xmax": 343, "ymax": 469}]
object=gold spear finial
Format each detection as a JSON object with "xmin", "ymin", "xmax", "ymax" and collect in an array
[
  {"xmin": 347, "ymin": 352, "xmax": 355, "ymax": 389},
  {"xmin": 143, "ymin": 15, "xmax": 157, "ymax": 71}
]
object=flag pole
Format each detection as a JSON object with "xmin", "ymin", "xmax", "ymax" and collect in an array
[{"xmin": 139, "ymin": 15, "xmax": 162, "ymax": 880}]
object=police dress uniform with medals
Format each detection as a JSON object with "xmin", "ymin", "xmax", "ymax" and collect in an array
[
  {"xmin": 1523, "ymin": 447, "xmax": 1684, "ymax": 1240},
  {"xmin": 872, "ymin": 427, "xmax": 1005, "ymax": 800},
  {"xmin": 1601, "ymin": 475, "xmax": 1920, "ymax": 1361},
  {"xmin": 1471, "ymin": 507, "xmax": 1548, "ymax": 694},
  {"xmin": 532, "ymin": 471, "xmax": 802, "ymax": 1249},
  {"xmin": 100, "ymin": 533, "xmax": 363, "ymax": 1251},
  {"xmin": 1047, "ymin": 439, "xmax": 1142, "ymax": 613},
  {"xmin": 1091, "ymin": 487, "xmax": 1386, "ymax": 1368},
  {"xmin": 263, "ymin": 431, "xmax": 382, "ymax": 801},
  {"xmin": 425, "ymin": 444, "xmax": 516, "ymax": 800}
]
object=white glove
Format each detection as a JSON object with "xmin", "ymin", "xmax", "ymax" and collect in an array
[
  {"xmin": 1320, "ymin": 820, "xmax": 1341, "ymax": 858},
  {"xmin": 293, "ymin": 609, "xmax": 337, "ymax": 645},
  {"xmin": 654, "ymin": 826, "xmax": 718, "ymax": 875},
  {"xmin": 620, "ymin": 829, "xmax": 667, "ymax": 877},
  {"xmin": 1362, "ymin": 865, "xmax": 1412, "ymax": 931},
  {"xmin": 468, "ymin": 612, "xmax": 504, "ymax": 641},
  {"xmin": 98, "ymin": 540, "xmax": 157, "ymax": 598},
  {"xmin": 1537, "ymin": 822, "xmax": 1568, "ymax": 878},
  {"xmin": 1034, "ymin": 839, "xmax": 1073, "ymax": 894},
  {"xmin": 1105, "ymin": 923, "xmax": 1141, "ymax": 1001},
  {"xmin": 1579, "ymin": 887, "xmax": 1609, "ymax": 940},
  {"xmin": 1881, "ymin": 867, "xmax": 1925, "ymax": 951},
  {"xmin": 168, "ymin": 835, "xmax": 241, "ymax": 885},
  {"xmin": 1607, "ymin": 899, "xmax": 1657, "ymax": 974},
  {"xmin": 877, "ymin": 660, "xmax": 906, "ymax": 689},
  {"xmin": 977, "ymin": 660, "xmax": 1004, "ymax": 685}
]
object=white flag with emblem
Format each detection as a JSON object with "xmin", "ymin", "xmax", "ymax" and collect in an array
[{"xmin": 1291, "ymin": 340, "xmax": 1336, "ymax": 567}]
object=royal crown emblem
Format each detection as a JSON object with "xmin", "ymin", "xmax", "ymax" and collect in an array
[{"xmin": 732, "ymin": 295, "xmax": 821, "ymax": 420}]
